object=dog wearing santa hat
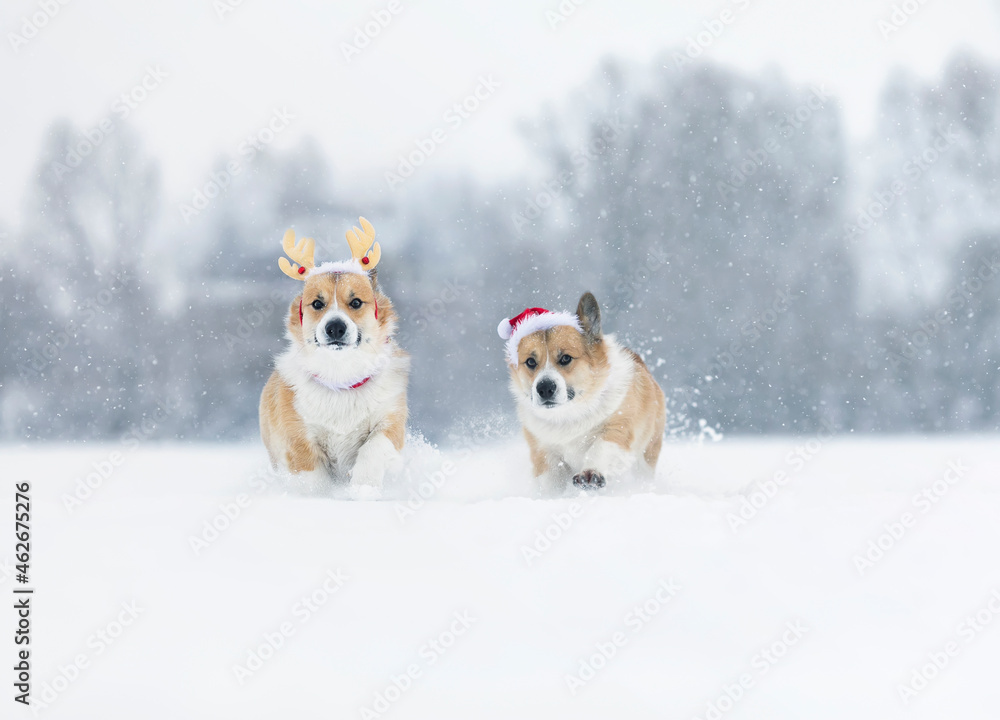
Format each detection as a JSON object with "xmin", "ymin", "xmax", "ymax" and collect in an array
[
  {"xmin": 259, "ymin": 218, "xmax": 409, "ymax": 500},
  {"xmin": 498, "ymin": 292, "xmax": 666, "ymax": 492}
]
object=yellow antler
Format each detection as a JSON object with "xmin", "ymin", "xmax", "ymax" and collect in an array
[
  {"xmin": 345, "ymin": 217, "xmax": 381, "ymax": 270},
  {"xmin": 278, "ymin": 229, "xmax": 316, "ymax": 281}
]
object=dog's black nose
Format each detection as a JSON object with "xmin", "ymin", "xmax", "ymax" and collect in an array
[
  {"xmin": 536, "ymin": 378, "xmax": 557, "ymax": 401},
  {"xmin": 325, "ymin": 318, "xmax": 348, "ymax": 342}
]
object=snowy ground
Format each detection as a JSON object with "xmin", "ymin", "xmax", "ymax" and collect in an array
[{"xmin": 2, "ymin": 434, "xmax": 1000, "ymax": 719}]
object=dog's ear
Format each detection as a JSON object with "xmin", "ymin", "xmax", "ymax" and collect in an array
[
  {"xmin": 287, "ymin": 293, "xmax": 303, "ymax": 338},
  {"xmin": 577, "ymin": 291, "xmax": 602, "ymax": 344}
]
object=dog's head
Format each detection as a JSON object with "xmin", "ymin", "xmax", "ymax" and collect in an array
[
  {"xmin": 505, "ymin": 292, "xmax": 609, "ymax": 417},
  {"xmin": 277, "ymin": 221, "xmax": 396, "ymax": 382},
  {"xmin": 290, "ymin": 268, "xmax": 391, "ymax": 343}
]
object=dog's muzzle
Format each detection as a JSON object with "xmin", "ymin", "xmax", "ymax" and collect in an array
[
  {"xmin": 536, "ymin": 377, "xmax": 557, "ymax": 405},
  {"xmin": 317, "ymin": 312, "xmax": 359, "ymax": 348},
  {"xmin": 533, "ymin": 372, "xmax": 571, "ymax": 408}
]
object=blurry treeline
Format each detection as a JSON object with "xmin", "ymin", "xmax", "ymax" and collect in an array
[{"xmin": 2, "ymin": 52, "xmax": 999, "ymax": 442}]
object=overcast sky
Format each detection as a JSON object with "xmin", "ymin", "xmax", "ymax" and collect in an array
[{"xmin": 2, "ymin": 0, "xmax": 998, "ymax": 225}]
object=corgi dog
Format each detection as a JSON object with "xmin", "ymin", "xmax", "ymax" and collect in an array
[
  {"xmin": 498, "ymin": 292, "xmax": 666, "ymax": 492},
  {"xmin": 260, "ymin": 218, "xmax": 409, "ymax": 499}
]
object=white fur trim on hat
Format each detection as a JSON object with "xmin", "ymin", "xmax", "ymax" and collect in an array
[
  {"xmin": 503, "ymin": 311, "xmax": 581, "ymax": 366},
  {"xmin": 308, "ymin": 259, "xmax": 370, "ymax": 277}
]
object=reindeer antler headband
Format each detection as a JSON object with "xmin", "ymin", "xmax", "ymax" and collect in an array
[{"xmin": 279, "ymin": 217, "xmax": 382, "ymax": 281}]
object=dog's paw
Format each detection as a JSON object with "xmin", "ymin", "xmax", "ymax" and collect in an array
[
  {"xmin": 348, "ymin": 482, "xmax": 382, "ymax": 501},
  {"xmin": 537, "ymin": 470, "xmax": 569, "ymax": 497},
  {"xmin": 348, "ymin": 460, "xmax": 385, "ymax": 500},
  {"xmin": 572, "ymin": 469, "xmax": 606, "ymax": 489}
]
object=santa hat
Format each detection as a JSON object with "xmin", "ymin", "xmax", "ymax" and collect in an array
[{"xmin": 497, "ymin": 307, "xmax": 581, "ymax": 365}]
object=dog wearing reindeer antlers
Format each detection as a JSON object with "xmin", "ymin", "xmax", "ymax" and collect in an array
[{"xmin": 259, "ymin": 217, "xmax": 409, "ymax": 500}]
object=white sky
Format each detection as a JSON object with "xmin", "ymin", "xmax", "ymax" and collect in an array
[{"xmin": 2, "ymin": 0, "xmax": 998, "ymax": 225}]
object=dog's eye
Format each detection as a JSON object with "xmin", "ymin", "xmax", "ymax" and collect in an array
[
  {"xmin": 559, "ymin": 354, "xmax": 573, "ymax": 366},
  {"xmin": 525, "ymin": 357, "xmax": 537, "ymax": 370},
  {"xmin": 349, "ymin": 298, "xmax": 363, "ymax": 310},
  {"xmin": 311, "ymin": 299, "xmax": 324, "ymax": 310}
]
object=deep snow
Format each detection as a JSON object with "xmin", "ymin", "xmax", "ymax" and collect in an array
[{"xmin": 3, "ymin": 435, "xmax": 1000, "ymax": 719}]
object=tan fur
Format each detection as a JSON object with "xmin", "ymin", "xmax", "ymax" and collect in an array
[
  {"xmin": 524, "ymin": 429, "xmax": 550, "ymax": 477},
  {"xmin": 259, "ymin": 375, "xmax": 322, "ymax": 472},
  {"xmin": 611, "ymin": 349, "xmax": 666, "ymax": 464},
  {"xmin": 382, "ymin": 406, "xmax": 407, "ymax": 451}
]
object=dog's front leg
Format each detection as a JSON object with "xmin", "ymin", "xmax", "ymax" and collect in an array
[
  {"xmin": 574, "ymin": 438, "xmax": 635, "ymax": 489},
  {"xmin": 349, "ymin": 405, "xmax": 406, "ymax": 500},
  {"xmin": 524, "ymin": 429, "xmax": 570, "ymax": 496},
  {"xmin": 348, "ymin": 433, "xmax": 401, "ymax": 500}
]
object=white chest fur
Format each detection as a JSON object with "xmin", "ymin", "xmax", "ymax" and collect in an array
[{"xmin": 277, "ymin": 347, "xmax": 408, "ymax": 474}]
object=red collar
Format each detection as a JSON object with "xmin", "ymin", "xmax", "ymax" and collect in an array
[{"xmin": 311, "ymin": 373, "xmax": 372, "ymax": 391}]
